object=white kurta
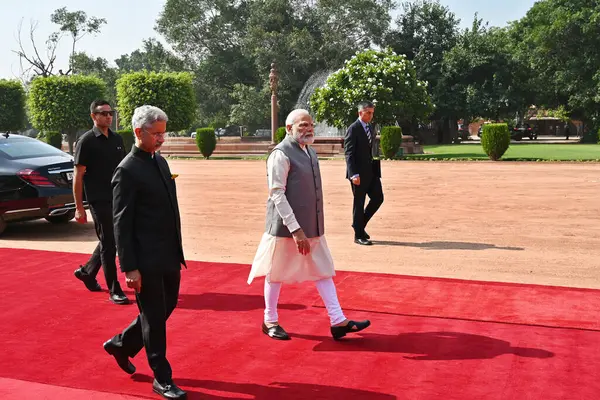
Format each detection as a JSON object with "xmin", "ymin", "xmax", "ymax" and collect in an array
[{"xmin": 247, "ymin": 147, "xmax": 335, "ymax": 284}]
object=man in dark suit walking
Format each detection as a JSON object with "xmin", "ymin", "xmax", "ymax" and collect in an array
[
  {"xmin": 344, "ymin": 101, "xmax": 384, "ymax": 246},
  {"xmin": 103, "ymin": 105, "xmax": 187, "ymax": 400}
]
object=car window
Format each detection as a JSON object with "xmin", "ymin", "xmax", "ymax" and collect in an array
[{"xmin": 0, "ymin": 139, "xmax": 70, "ymax": 160}]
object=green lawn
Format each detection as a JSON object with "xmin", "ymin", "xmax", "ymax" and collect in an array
[{"xmin": 404, "ymin": 144, "xmax": 600, "ymax": 161}]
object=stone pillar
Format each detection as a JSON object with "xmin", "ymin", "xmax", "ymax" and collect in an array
[{"xmin": 269, "ymin": 63, "xmax": 279, "ymax": 145}]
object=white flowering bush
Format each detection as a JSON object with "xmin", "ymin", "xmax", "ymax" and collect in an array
[{"xmin": 310, "ymin": 49, "xmax": 433, "ymax": 128}]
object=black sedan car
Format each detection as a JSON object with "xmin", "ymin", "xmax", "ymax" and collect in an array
[{"xmin": 0, "ymin": 133, "xmax": 83, "ymax": 236}]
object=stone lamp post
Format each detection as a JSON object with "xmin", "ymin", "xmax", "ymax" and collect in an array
[{"xmin": 269, "ymin": 62, "xmax": 279, "ymax": 145}]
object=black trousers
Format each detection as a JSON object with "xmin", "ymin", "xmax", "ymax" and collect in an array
[
  {"xmin": 81, "ymin": 242, "xmax": 102, "ymax": 277},
  {"xmin": 351, "ymin": 176, "xmax": 384, "ymax": 237},
  {"xmin": 82, "ymin": 201, "xmax": 120, "ymax": 294},
  {"xmin": 110, "ymin": 270, "xmax": 181, "ymax": 383}
]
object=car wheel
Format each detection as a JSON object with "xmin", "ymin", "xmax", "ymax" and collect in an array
[
  {"xmin": 45, "ymin": 210, "xmax": 76, "ymax": 224},
  {"xmin": 0, "ymin": 216, "xmax": 6, "ymax": 236}
]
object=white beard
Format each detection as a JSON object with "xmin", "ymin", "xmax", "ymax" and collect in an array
[{"xmin": 294, "ymin": 134, "xmax": 315, "ymax": 145}]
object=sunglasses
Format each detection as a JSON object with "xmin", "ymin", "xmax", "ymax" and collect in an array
[{"xmin": 94, "ymin": 110, "xmax": 115, "ymax": 117}]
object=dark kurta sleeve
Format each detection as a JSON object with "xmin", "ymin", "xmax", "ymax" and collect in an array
[{"xmin": 112, "ymin": 166, "xmax": 138, "ymax": 272}]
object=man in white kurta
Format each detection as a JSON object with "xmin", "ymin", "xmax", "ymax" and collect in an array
[{"xmin": 248, "ymin": 109, "xmax": 370, "ymax": 340}]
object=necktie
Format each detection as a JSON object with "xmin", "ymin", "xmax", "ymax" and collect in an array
[{"xmin": 365, "ymin": 125, "xmax": 372, "ymax": 144}]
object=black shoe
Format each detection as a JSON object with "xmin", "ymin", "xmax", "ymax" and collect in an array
[
  {"xmin": 109, "ymin": 292, "xmax": 130, "ymax": 305},
  {"xmin": 354, "ymin": 237, "xmax": 372, "ymax": 246},
  {"xmin": 153, "ymin": 379, "xmax": 187, "ymax": 399},
  {"xmin": 262, "ymin": 322, "xmax": 290, "ymax": 340},
  {"xmin": 103, "ymin": 340, "xmax": 136, "ymax": 374},
  {"xmin": 363, "ymin": 231, "xmax": 370, "ymax": 240},
  {"xmin": 74, "ymin": 267, "xmax": 102, "ymax": 292},
  {"xmin": 330, "ymin": 320, "xmax": 371, "ymax": 340}
]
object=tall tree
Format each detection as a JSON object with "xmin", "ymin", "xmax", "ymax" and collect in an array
[
  {"xmin": 382, "ymin": 0, "xmax": 460, "ymax": 87},
  {"xmin": 311, "ymin": 49, "xmax": 433, "ymax": 128},
  {"xmin": 115, "ymin": 39, "xmax": 186, "ymax": 72},
  {"xmin": 511, "ymin": 0, "xmax": 600, "ymax": 126},
  {"xmin": 13, "ymin": 8, "xmax": 105, "ymax": 79},
  {"xmin": 157, "ymin": 0, "xmax": 257, "ymax": 126},
  {"xmin": 433, "ymin": 16, "xmax": 531, "ymax": 142},
  {"xmin": 157, "ymin": 0, "xmax": 395, "ymax": 126},
  {"xmin": 50, "ymin": 7, "xmax": 106, "ymax": 75},
  {"xmin": 382, "ymin": 0, "xmax": 460, "ymax": 141}
]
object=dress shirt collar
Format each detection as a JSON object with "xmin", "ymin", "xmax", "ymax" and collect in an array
[
  {"xmin": 358, "ymin": 118, "xmax": 369, "ymax": 132},
  {"xmin": 92, "ymin": 126, "xmax": 115, "ymax": 137}
]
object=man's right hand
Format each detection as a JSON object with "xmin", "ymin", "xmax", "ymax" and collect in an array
[
  {"xmin": 292, "ymin": 228, "xmax": 311, "ymax": 255},
  {"xmin": 75, "ymin": 207, "xmax": 87, "ymax": 224},
  {"xmin": 351, "ymin": 176, "xmax": 361, "ymax": 186}
]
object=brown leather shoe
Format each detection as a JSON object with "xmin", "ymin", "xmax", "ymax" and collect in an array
[{"xmin": 262, "ymin": 322, "xmax": 290, "ymax": 340}]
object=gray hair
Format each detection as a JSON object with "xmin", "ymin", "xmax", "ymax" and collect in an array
[
  {"xmin": 285, "ymin": 109, "xmax": 311, "ymax": 133},
  {"xmin": 357, "ymin": 101, "xmax": 375, "ymax": 111},
  {"xmin": 131, "ymin": 105, "xmax": 168, "ymax": 131}
]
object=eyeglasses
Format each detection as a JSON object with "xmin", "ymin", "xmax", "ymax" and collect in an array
[
  {"xmin": 142, "ymin": 129, "xmax": 166, "ymax": 138},
  {"xmin": 94, "ymin": 111, "xmax": 115, "ymax": 117}
]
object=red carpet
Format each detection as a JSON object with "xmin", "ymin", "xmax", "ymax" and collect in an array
[{"xmin": 0, "ymin": 247, "xmax": 599, "ymax": 399}]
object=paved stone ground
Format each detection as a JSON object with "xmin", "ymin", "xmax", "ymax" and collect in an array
[{"xmin": 2, "ymin": 160, "xmax": 599, "ymax": 288}]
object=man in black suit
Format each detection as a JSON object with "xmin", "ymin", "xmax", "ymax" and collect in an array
[
  {"xmin": 344, "ymin": 101, "xmax": 384, "ymax": 246},
  {"xmin": 103, "ymin": 105, "xmax": 187, "ymax": 400},
  {"xmin": 73, "ymin": 100, "xmax": 129, "ymax": 304}
]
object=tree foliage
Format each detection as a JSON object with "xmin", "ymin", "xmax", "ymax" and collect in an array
[
  {"xmin": 228, "ymin": 84, "xmax": 270, "ymax": 134},
  {"xmin": 115, "ymin": 39, "xmax": 186, "ymax": 72},
  {"xmin": 50, "ymin": 7, "xmax": 106, "ymax": 75},
  {"xmin": 311, "ymin": 49, "xmax": 433, "ymax": 128},
  {"xmin": 511, "ymin": 0, "xmax": 600, "ymax": 125},
  {"xmin": 27, "ymin": 75, "xmax": 106, "ymax": 153},
  {"xmin": 0, "ymin": 80, "xmax": 27, "ymax": 132},
  {"xmin": 156, "ymin": 0, "xmax": 394, "ymax": 125},
  {"xmin": 116, "ymin": 71, "xmax": 196, "ymax": 132},
  {"xmin": 382, "ymin": 0, "xmax": 460, "ymax": 118},
  {"xmin": 70, "ymin": 52, "xmax": 119, "ymax": 104}
]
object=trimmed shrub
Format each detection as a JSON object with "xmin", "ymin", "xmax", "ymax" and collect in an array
[
  {"xmin": 379, "ymin": 126, "xmax": 403, "ymax": 159},
  {"xmin": 117, "ymin": 130, "xmax": 135, "ymax": 154},
  {"xmin": 580, "ymin": 128, "xmax": 600, "ymax": 144},
  {"xmin": 195, "ymin": 127, "xmax": 216, "ymax": 159},
  {"xmin": 0, "ymin": 79, "xmax": 26, "ymax": 132},
  {"xmin": 275, "ymin": 127, "xmax": 287, "ymax": 144},
  {"xmin": 27, "ymin": 75, "xmax": 106, "ymax": 154},
  {"xmin": 481, "ymin": 123, "xmax": 510, "ymax": 160},
  {"xmin": 37, "ymin": 131, "xmax": 62, "ymax": 149},
  {"xmin": 116, "ymin": 71, "xmax": 196, "ymax": 132}
]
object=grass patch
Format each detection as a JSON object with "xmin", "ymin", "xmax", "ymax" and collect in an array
[{"xmin": 404, "ymin": 144, "xmax": 600, "ymax": 161}]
